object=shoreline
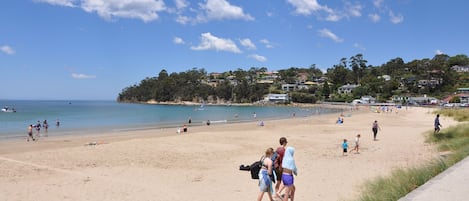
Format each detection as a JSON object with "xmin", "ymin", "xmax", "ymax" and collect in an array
[
  {"xmin": 0, "ymin": 110, "xmax": 345, "ymax": 154},
  {"xmin": 1, "ymin": 106, "xmax": 453, "ymax": 201},
  {"xmin": 0, "ymin": 103, "xmax": 349, "ymax": 142}
]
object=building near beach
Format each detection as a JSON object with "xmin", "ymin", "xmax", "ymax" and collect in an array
[{"xmin": 265, "ymin": 94, "xmax": 289, "ymax": 103}]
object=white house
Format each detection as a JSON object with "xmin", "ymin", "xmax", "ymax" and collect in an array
[
  {"xmin": 338, "ymin": 84, "xmax": 359, "ymax": 94},
  {"xmin": 265, "ymin": 94, "xmax": 289, "ymax": 103},
  {"xmin": 281, "ymin": 84, "xmax": 297, "ymax": 91},
  {"xmin": 451, "ymin": 65, "xmax": 469, "ymax": 73}
]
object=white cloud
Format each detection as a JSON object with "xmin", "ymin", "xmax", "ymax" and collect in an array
[
  {"xmin": 373, "ymin": 0, "xmax": 384, "ymax": 8},
  {"xmin": 344, "ymin": 2, "xmax": 362, "ymax": 17},
  {"xmin": 239, "ymin": 38, "xmax": 256, "ymax": 50},
  {"xmin": 197, "ymin": 0, "xmax": 253, "ymax": 22},
  {"xmin": 33, "ymin": 0, "xmax": 77, "ymax": 7},
  {"xmin": 175, "ymin": 15, "xmax": 190, "ymax": 24},
  {"xmin": 259, "ymin": 39, "xmax": 274, "ymax": 48},
  {"xmin": 174, "ymin": 0, "xmax": 189, "ymax": 10},
  {"xmin": 287, "ymin": 0, "xmax": 363, "ymax": 22},
  {"xmin": 72, "ymin": 73, "xmax": 96, "ymax": 79},
  {"xmin": 38, "ymin": 0, "xmax": 167, "ymax": 22},
  {"xmin": 173, "ymin": 37, "xmax": 185, "ymax": 44},
  {"xmin": 248, "ymin": 54, "xmax": 267, "ymax": 62},
  {"xmin": 190, "ymin": 32, "xmax": 241, "ymax": 53},
  {"xmin": 369, "ymin": 13, "xmax": 381, "ymax": 22},
  {"xmin": 287, "ymin": 0, "xmax": 338, "ymax": 21},
  {"xmin": 318, "ymin": 28, "xmax": 343, "ymax": 43},
  {"xmin": 287, "ymin": 0, "xmax": 329, "ymax": 15},
  {"xmin": 0, "ymin": 45, "xmax": 15, "ymax": 55},
  {"xmin": 389, "ymin": 11, "xmax": 404, "ymax": 24},
  {"xmin": 436, "ymin": 49, "xmax": 444, "ymax": 55}
]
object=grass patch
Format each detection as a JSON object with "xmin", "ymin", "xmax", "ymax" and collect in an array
[
  {"xmin": 355, "ymin": 110, "xmax": 469, "ymax": 201},
  {"xmin": 434, "ymin": 108, "xmax": 469, "ymax": 122}
]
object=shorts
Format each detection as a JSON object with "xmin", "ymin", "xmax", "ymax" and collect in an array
[
  {"xmin": 343, "ymin": 148, "xmax": 347, "ymax": 153},
  {"xmin": 259, "ymin": 170, "xmax": 272, "ymax": 192},
  {"xmin": 259, "ymin": 180, "xmax": 270, "ymax": 192},
  {"xmin": 282, "ymin": 173, "xmax": 294, "ymax": 186}
]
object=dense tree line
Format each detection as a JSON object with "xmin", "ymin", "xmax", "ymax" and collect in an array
[
  {"xmin": 118, "ymin": 54, "xmax": 469, "ymax": 104},
  {"xmin": 118, "ymin": 68, "xmax": 270, "ymax": 103}
]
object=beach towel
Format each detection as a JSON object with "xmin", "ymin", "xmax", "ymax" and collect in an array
[{"xmin": 281, "ymin": 147, "xmax": 297, "ymax": 175}]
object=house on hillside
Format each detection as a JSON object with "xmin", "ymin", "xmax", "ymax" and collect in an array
[
  {"xmin": 451, "ymin": 65, "xmax": 469, "ymax": 73},
  {"xmin": 457, "ymin": 88, "xmax": 469, "ymax": 94},
  {"xmin": 378, "ymin": 75, "xmax": 391, "ymax": 81},
  {"xmin": 338, "ymin": 84, "xmax": 359, "ymax": 94},
  {"xmin": 282, "ymin": 84, "xmax": 297, "ymax": 91}
]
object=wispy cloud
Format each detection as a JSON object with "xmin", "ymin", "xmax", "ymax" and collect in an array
[
  {"xmin": 287, "ymin": 0, "xmax": 360, "ymax": 22},
  {"xmin": 38, "ymin": 0, "xmax": 166, "ymax": 22},
  {"xmin": 344, "ymin": 2, "xmax": 362, "ymax": 17},
  {"xmin": 0, "ymin": 45, "xmax": 15, "ymax": 55},
  {"xmin": 389, "ymin": 11, "xmax": 404, "ymax": 24},
  {"xmin": 373, "ymin": 0, "xmax": 384, "ymax": 8},
  {"xmin": 259, "ymin": 39, "xmax": 274, "ymax": 48},
  {"xmin": 173, "ymin": 37, "xmax": 185, "ymax": 44},
  {"xmin": 435, "ymin": 49, "xmax": 444, "ymax": 55},
  {"xmin": 239, "ymin": 38, "xmax": 256, "ymax": 50},
  {"xmin": 318, "ymin": 28, "xmax": 343, "ymax": 43},
  {"xmin": 248, "ymin": 54, "xmax": 267, "ymax": 62},
  {"xmin": 354, "ymin": 43, "xmax": 366, "ymax": 51},
  {"xmin": 369, "ymin": 13, "xmax": 381, "ymax": 22},
  {"xmin": 190, "ymin": 32, "xmax": 241, "ymax": 53},
  {"xmin": 174, "ymin": 0, "xmax": 189, "ymax": 10},
  {"xmin": 72, "ymin": 73, "xmax": 96, "ymax": 79},
  {"xmin": 33, "ymin": 0, "xmax": 76, "ymax": 7},
  {"xmin": 176, "ymin": 0, "xmax": 253, "ymax": 24}
]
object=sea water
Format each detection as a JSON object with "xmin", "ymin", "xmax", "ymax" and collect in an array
[{"xmin": 0, "ymin": 100, "xmax": 340, "ymax": 139}]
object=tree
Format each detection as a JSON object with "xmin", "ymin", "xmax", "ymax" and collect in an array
[
  {"xmin": 349, "ymin": 54, "xmax": 367, "ymax": 84},
  {"xmin": 326, "ymin": 64, "xmax": 352, "ymax": 90},
  {"xmin": 278, "ymin": 67, "xmax": 298, "ymax": 84},
  {"xmin": 448, "ymin": 54, "xmax": 469, "ymax": 67},
  {"xmin": 322, "ymin": 81, "xmax": 331, "ymax": 99}
]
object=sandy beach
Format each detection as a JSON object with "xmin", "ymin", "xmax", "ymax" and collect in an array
[{"xmin": 0, "ymin": 106, "xmax": 459, "ymax": 201}]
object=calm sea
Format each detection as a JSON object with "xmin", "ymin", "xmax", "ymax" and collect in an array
[{"xmin": 0, "ymin": 100, "xmax": 340, "ymax": 139}]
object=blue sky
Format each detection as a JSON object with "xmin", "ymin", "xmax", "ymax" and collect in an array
[{"xmin": 1, "ymin": 0, "xmax": 468, "ymax": 100}]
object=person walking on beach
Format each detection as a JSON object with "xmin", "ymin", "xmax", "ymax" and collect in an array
[
  {"xmin": 257, "ymin": 148, "xmax": 275, "ymax": 201},
  {"xmin": 350, "ymin": 134, "xmax": 361, "ymax": 154},
  {"xmin": 372, "ymin": 120, "xmax": 381, "ymax": 141},
  {"xmin": 342, "ymin": 139, "xmax": 348, "ymax": 156},
  {"xmin": 274, "ymin": 137, "xmax": 287, "ymax": 197},
  {"xmin": 434, "ymin": 114, "xmax": 442, "ymax": 134},
  {"xmin": 281, "ymin": 146, "xmax": 297, "ymax": 201},
  {"xmin": 27, "ymin": 125, "xmax": 35, "ymax": 141}
]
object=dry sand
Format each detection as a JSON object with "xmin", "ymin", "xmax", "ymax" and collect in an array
[{"xmin": 0, "ymin": 106, "xmax": 459, "ymax": 201}]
